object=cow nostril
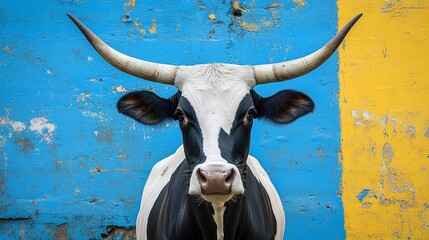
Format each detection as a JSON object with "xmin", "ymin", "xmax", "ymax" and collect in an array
[
  {"xmin": 196, "ymin": 169, "xmax": 207, "ymax": 184},
  {"xmin": 225, "ymin": 169, "xmax": 235, "ymax": 185}
]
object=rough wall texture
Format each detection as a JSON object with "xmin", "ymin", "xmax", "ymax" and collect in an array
[
  {"xmin": 339, "ymin": 0, "xmax": 429, "ymax": 239},
  {"xmin": 3, "ymin": 0, "xmax": 424, "ymax": 239}
]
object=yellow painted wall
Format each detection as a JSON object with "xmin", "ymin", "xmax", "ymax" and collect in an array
[{"xmin": 338, "ymin": 0, "xmax": 429, "ymax": 239}]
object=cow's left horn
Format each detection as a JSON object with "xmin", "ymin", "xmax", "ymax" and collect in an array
[
  {"xmin": 253, "ymin": 14, "xmax": 362, "ymax": 84},
  {"xmin": 67, "ymin": 14, "xmax": 177, "ymax": 85}
]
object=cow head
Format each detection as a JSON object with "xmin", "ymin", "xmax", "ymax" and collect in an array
[{"xmin": 68, "ymin": 14, "xmax": 361, "ymax": 205}]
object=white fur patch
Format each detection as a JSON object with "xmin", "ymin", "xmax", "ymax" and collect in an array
[
  {"xmin": 212, "ymin": 203, "xmax": 226, "ymax": 240},
  {"xmin": 136, "ymin": 146, "xmax": 185, "ymax": 239},
  {"xmin": 247, "ymin": 155, "xmax": 285, "ymax": 240}
]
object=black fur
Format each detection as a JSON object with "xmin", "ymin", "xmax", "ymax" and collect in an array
[
  {"xmin": 177, "ymin": 97, "xmax": 207, "ymax": 165},
  {"xmin": 116, "ymin": 91, "xmax": 181, "ymax": 125},
  {"xmin": 218, "ymin": 94, "xmax": 253, "ymax": 168},
  {"xmin": 251, "ymin": 89, "xmax": 314, "ymax": 124}
]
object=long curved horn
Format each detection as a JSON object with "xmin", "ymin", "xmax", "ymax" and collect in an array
[
  {"xmin": 253, "ymin": 13, "xmax": 362, "ymax": 84},
  {"xmin": 67, "ymin": 14, "xmax": 177, "ymax": 85}
]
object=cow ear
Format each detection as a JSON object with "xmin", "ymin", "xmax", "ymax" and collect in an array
[
  {"xmin": 117, "ymin": 91, "xmax": 181, "ymax": 125},
  {"xmin": 251, "ymin": 90, "xmax": 314, "ymax": 124}
]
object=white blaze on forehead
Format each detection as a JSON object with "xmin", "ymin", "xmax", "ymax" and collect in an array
[{"xmin": 174, "ymin": 64, "xmax": 256, "ymax": 160}]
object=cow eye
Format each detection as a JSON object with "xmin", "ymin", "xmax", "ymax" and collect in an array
[
  {"xmin": 173, "ymin": 109, "xmax": 186, "ymax": 123},
  {"xmin": 247, "ymin": 108, "xmax": 259, "ymax": 120}
]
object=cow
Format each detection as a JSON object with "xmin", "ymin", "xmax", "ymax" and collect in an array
[{"xmin": 68, "ymin": 13, "xmax": 361, "ymax": 240}]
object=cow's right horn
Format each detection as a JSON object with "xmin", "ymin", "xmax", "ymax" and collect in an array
[{"xmin": 67, "ymin": 14, "xmax": 177, "ymax": 85}]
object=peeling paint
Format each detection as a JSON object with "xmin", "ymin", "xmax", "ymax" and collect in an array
[
  {"xmin": 2, "ymin": 45, "xmax": 15, "ymax": 54},
  {"xmin": 208, "ymin": 13, "xmax": 216, "ymax": 21},
  {"xmin": 1, "ymin": 117, "xmax": 27, "ymax": 133},
  {"xmin": 54, "ymin": 223, "xmax": 70, "ymax": 240},
  {"xmin": 382, "ymin": 143, "xmax": 394, "ymax": 169},
  {"xmin": 351, "ymin": 110, "xmax": 401, "ymax": 127},
  {"xmin": 238, "ymin": 22, "xmax": 259, "ymax": 32},
  {"xmin": 122, "ymin": 14, "xmax": 131, "ymax": 23},
  {"xmin": 361, "ymin": 202, "xmax": 372, "ymax": 208},
  {"xmin": 29, "ymin": 117, "xmax": 56, "ymax": 143},
  {"xmin": 94, "ymin": 126, "xmax": 114, "ymax": 143},
  {"xmin": 149, "ymin": 18, "xmax": 156, "ymax": 34},
  {"xmin": 10, "ymin": 121, "xmax": 26, "ymax": 133},
  {"xmin": 111, "ymin": 85, "xmax": 127, "ymax": 94},
  {"xmin": 292, "ymin": 0, "xmax": 305, "ymax": 10},
  {"xmin": 101, "ymin": 226, "xmax": 136, "ymax": 239},
  {"xmin": 81, "ymin": 111, "xmax": 107, "ymax": 122},
  {"xmin": 131, "ymin": 18, "xmax": 146, "ymax": 38},
  {"xmin": 123, "ymin": 0, "xmax": 136, "ymax": 16},
  {"xmin": 384, "ymin": 168, "xmax": 415, "ymax": 194},
  {"xmin": 76, "ymin": 92, "xmax": 91, "ymax": 105},
  {"xmin": 406, "ymin": 125, "xmax": 416, "ymax": 138},
  {"xmin": 89, "ymin": 164, "xmax": 108, "ymax": 173},
  {"xmin": 139, "ymin": 28, "xmax": 145, "ymax": 37},
  {"xmin": 357, "ymin": 189, "xmax": 377, "ymax": 202},
  {"xmin": 232, "ymin": 0, "xmax": 248, "ymax": 14}
]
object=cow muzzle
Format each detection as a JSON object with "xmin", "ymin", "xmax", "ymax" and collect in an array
[
  {"xmin": 189, "ymin": 162, "xmax": 244, "ymax": 203},
  {"xmin": 197, "ymin": 168, "xmax": 235, "ymax": 194}
]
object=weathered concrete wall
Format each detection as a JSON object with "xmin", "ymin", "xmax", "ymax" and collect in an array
[
  {"xmin": 338, "ymin": 0, "xmax": 429, "ymax": 239},
  {"xmin": 5, "ymin": 0, "xmax": 424, "ymax": 239}
]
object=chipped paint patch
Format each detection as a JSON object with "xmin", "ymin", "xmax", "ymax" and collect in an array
[
  {"xmin": 351, "ymin": 110, "xmax": 400, "ymax": 126},
  {"xmin": 10, "ymin": 121, "xmax": 26, "ymax": 133},
  {"xmin": 81, "ymin": 110, "xmax": 107, "ymax": 121},
  {"xmin": 124, "ymin": 0, "xmax": 135, "ymax": 8},
  {"xmin": 208, "ymin": 14, "xmax": 216, "ymax": 21},
  {"xmin": 382, "ymin": 143, "xmax": 394, "ymax": 169},
  {"xmin": 357, "ymin": 189, "xmax": 377, "ymax": 202},
  {"xmin": 1, "ymin": 117, "xmax": 27, "ymax": 133},
  {"xmin": 406, "ymin": 125, "xmax": 416, "ymax": 138},
  {"xmin": 93, "ymin": 126, "xmax": 114, "ymax": 143},
  {"xmin": 111, "ymin": 85, "xmax": 127, "ymax": 94},
  {"xmin": 139, "ymin": 28, "xmax": 145, "ymax": 37},
  {"xmin": 1, "ymin": 116, "xmax": 56, "ymax": 144},
  {"xmin": 238, "ymin": 22, "xmax": 259, "ymax": 32},
  {"xmin": 90, "ymin": 164, "xmax": 108, "ymax": 173},
  {"xmin": 384, "ymin": 168, "xmax": 415, "ymax": 194},
  {"xmin": 122, "ymin": 14, "xmax": 131, "ymax": 23},
  {"xmin": 149, "ymin": 18, "xmax": 156, "ymax": 34},
  {"xmin": 76, "ymin": 92, "xmax": 92, "ymax": 105},
  {"xmin": 123, "ymin": 0, "xmax": 136, "ymax": 15},
  {"xmin": 232, "ymin": 0, "xmax": 248, "ymax": 14},
  {"xmin": 2, "ymin": 45, "xmax": 15, "ymax": 54},
  {"xmin": 292, "ymin": 0, "xmax": 305, "ymax": 9},
  {"xmin": 131, "ymin": 18, "xmax": 149, "ymax": 37},
  {"xmin": 29, "ymin": 117, "xmax": 56, "ymax": 143},
  {"xmin": 101, "ymin": 226, "xmax": 136, "ymax": 239}
]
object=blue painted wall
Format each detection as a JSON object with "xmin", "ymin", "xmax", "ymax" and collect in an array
[{"xmin": 0, "ymin": 0, "xmax": 343, "ymax": 239}]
